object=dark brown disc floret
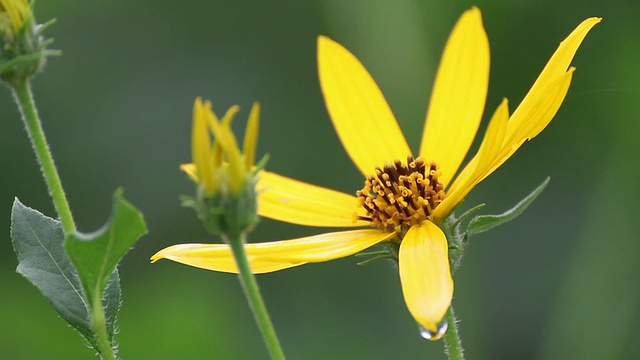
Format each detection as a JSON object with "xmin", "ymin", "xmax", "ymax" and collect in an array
[{"xmin": 355, "ymin": 156, "xmax": 445, "ymax": 233}]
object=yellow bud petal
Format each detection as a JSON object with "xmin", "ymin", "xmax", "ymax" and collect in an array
[
  {"xmin": 192, "ymin": 98, "xmax": 216, "ymax": 193},
  {"xmin": 243, "ymin": 102, "xmax": 260, "ymax": 170},
  {"xmin": 0, "ymin": 0, "xmax": 30, "ymax": 33},
  {"xmin": 210, "ymin": 106, "xmax": 244, "ymax": 193}
]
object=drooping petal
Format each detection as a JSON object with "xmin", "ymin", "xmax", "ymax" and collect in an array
[
  {"xmin": 257, "ymin": 171, "xmax": 369, "ymax": 227},
  {"xmin": 419, "ymin": 7, "xmax": 490, "ymax": 188},
  {"xmin": 318, "ymin": 35, "xmax": 412, "ymax": 177},
  {"xmin": 433, "ymin": 99, "xmax": 509, "ymax": 221},
  {"xmin": 150, "ymin": 229, "xmax": 394, "ymax": 274},
  {"xmin": 399, "ymin": 221, "xmax": 453, "ymax": 338}
]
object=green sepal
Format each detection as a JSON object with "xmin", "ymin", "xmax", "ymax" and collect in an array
[
  {"xmin": 10, "ymin": 198, "xmax": 103, "ymax": 349},
  {"xmin": 64, "ymin": 189, "xmax": 147, "ymax": 341},
  {"xmin": 442, "ymin": 177, "xmax": 550, "ymax": 272},
  {"xmin": 466, "ymin": 177, "xmax": 550, "ymax": 238},
  {"xmin": 355, "ymin": 250, "xmax": 394, "ymax": 266},
  {"xmin": 354, "ymin": 241, "xmax": 400, "ymax": 266},
  {"xmin": 0, "ymin": 11, "xmax": 60, "ymax": 86},
  {"xmin": 252, "ymin": 153, "xmax": 270, "ymax": 175},
  {"xmin": 451, "ymin": 203, "xmax": 485, "ymax": 234}
]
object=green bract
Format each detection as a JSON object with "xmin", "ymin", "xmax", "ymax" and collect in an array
[
  {"xmin": 0, "ymin": 1, "xmax": 59, "ymax": 86},
  {"xmin": 442, "ymin": 177, "xmax": 551, "ymax": 272}
]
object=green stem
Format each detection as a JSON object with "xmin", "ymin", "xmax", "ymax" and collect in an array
[
  {"xmin": 227, "ymin": 232, "xmax": 286, "ymax": 360},
  {"xmin": 12, "ymin": 80, "xmax": 118, "ymax": 360},
  {"xmin": 91, "ymin": 297, "xmax": 117, "ymax": 360},
  {"xmin": 11, "ymin": 80, "xmax": 76, "ymax": 234},
  {"xmin": 443, "ymin": 306, "xmax": 464, "ymax": 360}
]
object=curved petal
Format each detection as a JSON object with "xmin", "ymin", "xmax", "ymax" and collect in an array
[
  {"xmin": 150, "ymin": 229, "xmax": 394, "ymax": 274},
  {"xmin": 419, "ymin": 7, "xmax": 490, "ymax": 188},
  {"xmin": 257, "ymin": 171, "xmax": 369, "ymax": 227},
  {"xmin": 399, "ymin": 221, "xmax": 453, "ymax": 338},
  {"xmin": 318, "ymin": 35, "xmax": 411, "ymax": 177},
  {"xmin": 433, "ymin": 98, "xmax": 509, "ymax": 221},
  {"xmin": 503, "ymin": 17, "xmax": 600, "ymax": 150},
  {"xmin": 433, "ymin": 18, "xmax": 599, "ymax": 220},
  {"xmin": 441, "ymin": 68, "xmax": 574, "ymax": 220}
]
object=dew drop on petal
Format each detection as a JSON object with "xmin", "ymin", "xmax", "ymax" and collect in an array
[{"xmin": 419, "ymin": 321, "xmax": 448, "ymax": 341}]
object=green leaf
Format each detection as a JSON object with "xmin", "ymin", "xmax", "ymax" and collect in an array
[
  {"xmin": 102, "ymin": 269, "xmax": 122, "ymax": 342},
  {"xmin": 467, "ymin": 177, "xmax": 550, "ymax": 238},
  {"xmin": 64, "ymin": 189, "xmax": 147, "ymax": 340},
  {"xmin": 10, "ymin": 198, "xmax": 98, "ymax": 348}
]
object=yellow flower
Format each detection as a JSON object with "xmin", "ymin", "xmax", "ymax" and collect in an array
[
  {"xmin": 0, "ymin": 0, "xmax": 30, "ymax": 36},
  {"xmin": 182, "ymin": 98, "xmax": 262, "ymax": 234},
  {"xmin": 185, "ymin": 98, "xmax": 260, "ymax": 195},
  {"xmin": 152, "ymin": 8, "xmax": 599, "ymax": 339}
]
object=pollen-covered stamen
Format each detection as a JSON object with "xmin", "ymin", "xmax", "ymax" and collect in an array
[{"xmin": 355, "ymin": 156, "xmax": 445, "ymax": 233}]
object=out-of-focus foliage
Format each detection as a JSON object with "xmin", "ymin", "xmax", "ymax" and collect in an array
[{"xmin": 0, "ymin": 1, "xmax": 636, "ymax": 359}]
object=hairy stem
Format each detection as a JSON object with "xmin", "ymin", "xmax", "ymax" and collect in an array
[
  {"xmin": 227, "ymin": 232, "xmax": 286, "ymax": 360},
  {"xmin": 443, "ymin": 306, "xmax": 464, "ymax": 360},
  {"xmin": 11, "ymin": 81, "xmax": 76, "ymax": 234},
  {"xmin": 91, "ymin": 296, "xmax": 117, "ymax": 360},
  {"xmin": 12, "ymin": 80, "xmax": 118, "ymax": 360}
]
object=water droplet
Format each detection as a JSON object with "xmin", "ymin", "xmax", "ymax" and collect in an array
[{"xmin": 419, "ymin": 321, "xmax": 448, "ymax": 341}]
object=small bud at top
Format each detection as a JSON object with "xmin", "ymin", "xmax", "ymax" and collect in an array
[
  {"xmin": 183, "ymin": 98, "xmax": 265, "ymax": 237},
  {"xmin": 0, "ymin": 0, "xmax": 30, "ymax": 36},
  {"xmin": 0, "ymin": 0, "xmax": 58, "ymax": 86}
]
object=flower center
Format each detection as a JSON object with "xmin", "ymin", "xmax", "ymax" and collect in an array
[{"xmin": 356, "ymin": 156, "xmax": 445, "ymax": 234}]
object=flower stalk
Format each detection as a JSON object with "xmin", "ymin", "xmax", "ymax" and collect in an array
[
  {"xmin": 10, "ymin": 64, "xmax": 119, "ymax": 360},
  {"xmin": 226, "ymin": 231, "xmax": 285, "ymax": 360},
  {"xmin": 443, "ymin": 306, "xmax": 464, "ymax": 360},
  {"xmin": 5, "ymin": 4, "xmax": 119, "ymax": 358},
  {"xmin": 90, "ymin": 295, "xmax": 117, "ymax": 360},
  {"xmin": 11, "ymin": 80, "xmax": 76, "ymax": 234},
  {"xmin": 155, "ymin": 99, "xmax": 285, "ymax": 359},
  {"xmin": 11, "ymin": 64, "xmax": 119, "ymax": 360}
]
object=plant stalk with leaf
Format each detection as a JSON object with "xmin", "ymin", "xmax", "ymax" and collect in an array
[{"xmin": 1, "ymin": 2, "xmax": 147, "ymax": 359}]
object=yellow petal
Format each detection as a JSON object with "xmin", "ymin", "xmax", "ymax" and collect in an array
[
  {"xmin": 243, "ymin": 102, "xmax": 260, "ymax": 170},
  {"xmin": 257, "ymin": 171, "xmax": 369, "ymax": 227},
  {"xmin": 180, "ymin": 163, "xmax": 198, "ymax": 182},
  {"xmin": 399, "ymin": 221, "xmax": 453, "ymax": 338},
  {"xmin": 209, "ymin": 106, "xmax": 245, "ymax": 193},
  {"xmin": 419, "ymin": 7, "xmax": 490, "ymax": 188},
  {"xmin": 210, "ymin": 105, "xmax": 238, "ymax": 168},
  {"xmin": 432, "ymin": 18, "xmax": 599, "ymax": 219},
  {"xmin": 447, "ymin": 68, "xmax": 574, "ymax": 207},
  {"xmin": 150, "ymin": 229, "xmax": 394, "ymax": 274},
  {"xmin": 192, "ymin": 98, "xmax": 216, "ymax": 193},
  {"xmin": 0, "ymin": 0, "xmax": 30, "ymax": 32},
  {"xmin": 433, "ymin": 98, "xmax": 509, "ymax": 221},
  {"xmin": 318, "ymin": 35, "xmax": 411, "ymax": 177},
  {"xmin": 503, "ymin": 17, "xmax": 600, "ymax": 149}
]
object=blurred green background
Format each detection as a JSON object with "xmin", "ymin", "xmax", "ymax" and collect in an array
[{"xmin": 1, "ymin": 0, "xmax": 637, "ymax": 359}]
